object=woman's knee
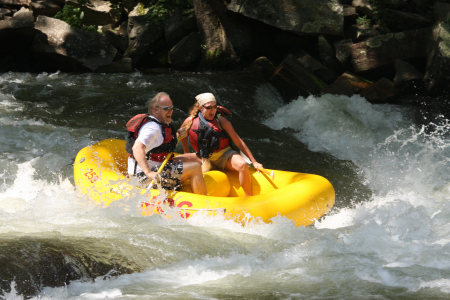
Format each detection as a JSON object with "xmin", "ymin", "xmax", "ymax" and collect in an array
[{"xmin": 234, "ymin": 156, "xmax": 249, "ymax": 172}]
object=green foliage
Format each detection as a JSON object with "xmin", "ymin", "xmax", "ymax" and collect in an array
[
  {"xmin": 54, "ymin": 5, "xmax": 98, "ymax": 33},
  {"xmin": 146, "ymin": 0, "xmax": 193, "ymax": 25},
  {"xmin": 356, "ymin": 15, "xmax": 371, "ymax": 28},
  {"xmin": 135, "ymin": 2, "xmax": 147, "ymax": 16}
]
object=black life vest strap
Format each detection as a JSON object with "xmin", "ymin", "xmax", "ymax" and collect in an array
[
  {"xmin": 198, "ymin": 112, "xmax": 229, "ymax": 139},
  {"xmin": 146, "ymin": 118, "xmax": 177, "ymax": 158}
]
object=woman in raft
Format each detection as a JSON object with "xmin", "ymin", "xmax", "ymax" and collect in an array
[{"xmin": 179, "ymin": 92, "xmax": 263, "ymax": 196}]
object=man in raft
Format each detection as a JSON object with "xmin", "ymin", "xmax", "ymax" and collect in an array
[
  {"xmin": 126, "ymin": 92, "xmax": 207, "ymax": 195},
  {"xmin": 179, "ymin": 92, "xmax": 263, "ymax": 196}
]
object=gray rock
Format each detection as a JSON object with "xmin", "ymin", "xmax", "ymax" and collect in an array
[
  {"xmin": 226, "ymin": 0, "xmax": 343, "ymax": 36},
  {"xmin": 334, "ymin": 38, "xmax": 353, "ymax": 65},
  {"xmin": 32, "ymin": 16, "xmax": 117, "ymax": 71},
  {"xmin": 191, "ymin": 0, "xmax": 239, "ymax": 69},
  {"xmin": 434, "ymin": 2, "xmax": 450, "ymax": 23},
  {"xmin": 393, "ymin": 59, "xmax": 423, "ymax": 87},
  {"xmin": 165, "ymin": 8, "xmax": 197, "ymax": 48},
  {"xmin": 270, "ymin": 54, "xmax": 327, "ymax": 102},
  {"xmin": 0, "ymin": 8, "xmax": 12, "ymax": 19},
  {"xmin": 424, "ymin": 21, "xmax": 450, "ymax": 94},
  {"xmin": 0, "ymin": 8, "xmax": 35, "ymax": 71},
  {"xmin": 30, "ymin": 0, "xmax": 63, "ymax": 18},
  {"xmin": 0, "ymin": 0, "xmax": 27, "ymax": 5},
  {"xmin": 168, "ymin": 32, "xmax": 201, "ymax": 70},
  {"xmin": 352, "ymin": 0, "xmax": 373, "ymax": 18},
  {"xmin": 360, "ymin": 78, "xmax": 399, "ymax": 103},
  {"xmin": 245, "ymin": 57, "xmax": 276, "ymax": 81},
  {"xmin": 295, "ymin": 48, "xmax": 337, "ymax": 84},
  {"xmin": 95, "ymin": 57, "xmax": 133, "ymax": 73},
  {"xmin": 322, "ymin": 72, "xmax": 371, "ymax": 96},
  {"xmin": 350, "ymin": 27, "xmax": 432, "ymax": 73},
  {"xmin": 102, "ymin": 22, "xmax": 128, "ymax": 53},
  {"xmin": 383, "ymin": 8, "xmax": 432, "ymax": 31},
  {"xmin": 124, "ymin": 19, "xmax": 164, "ymax": 67}
]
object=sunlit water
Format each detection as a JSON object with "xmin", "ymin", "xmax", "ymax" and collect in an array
[{"xmin": 1, "ymin": 71, "xmax": 450, "ymax": 299}]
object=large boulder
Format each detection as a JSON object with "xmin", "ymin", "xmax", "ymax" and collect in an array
[
  {"xmin": 383, "ymin": 9, "xmax": 432, "ymax": 31},
  {"xmin": 352, "ymin": 0, "xmax": 373, "ymax": 18},
  {"xmin": 359, "ymin": 78, "xmax": 399, "ymax": 103},
  {"xmin": 334, "ymin": 38, "xmax": 353, "ymax": 67},
  {"xmin": 191, "ymin": 0, "xmax": 253, "ymax": 69},
  {"xmin": 0, "ymin": 8, "xmax": 13, "ymax": 19},
  {"xmin": 0, "ymin": 0, "xmax": 27, "ymax": 5},
  {"xmin": 95, "ymin": 57, "xmax": 133, "ymax": 73},
  {"xmin": 393, "ymin": 59, "xmax": 424, "ymax": 88},
  {"xmin": 168, "ymin": 32, "xmax": 201, "ymax": 70},
  {"xmin": 244, "ymin": 56, "xmax": 276, "ymax": 81},
  {"xmin": 124, "ymin": 16, "xmax": 164, "ymax": 67},
  {"xmin": 32, "ymin": 16, "xmax": 117, "ymax": 71},
  {"xmin": 323, "ymin": 72, "xmax": 372, "ymax": 96},
  {"xmin": 30, "ymin": 0, "xmax": 63, "ymax": 18},
  {"xmin": 270, "ymin": 54, "xmax": 327, "ymax": 102},
  {"xmin": 295, "ymin": 48, "xmax": 337, "ymax": 84},
  {"xmin": 0, "ymin": 8, "xmax": 35, "ymax": 71},
  {"xmin": 424, "ymin": 21, "xmax": 450, "ymax": 95},
  {"xmin": 434, "ymin": 2, "xmax": 450, "ymax": 23},
  {"xmin": 226, "ymin": 0, "xmax": 344, "ymax": 36},
  {"xmin": 350, "ymin": 27, "xmax": 432, "ymax": 73},
  {"xmin": 165, "ymin": 8, "xmax": 197, "ymax": 49},
  {"xmin": 102, "ymin": 22, "xmax": 128, "ymax": 53}
]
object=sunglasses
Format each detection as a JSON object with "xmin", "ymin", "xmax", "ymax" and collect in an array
[
  {"xmin": 156, "ymin": 106, "xmax": 174, "ymax": 111},
  {"xmin": 203, "ymin": 105, "xmax": 217, "ymax": 110}
]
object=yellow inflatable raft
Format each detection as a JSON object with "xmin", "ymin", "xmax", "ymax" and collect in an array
[{"xmin": 73, "ymin": 139, "xmax": 335, "ymax": 227}]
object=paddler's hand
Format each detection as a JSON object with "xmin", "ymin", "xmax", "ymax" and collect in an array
[
  {"xmin": 253, "ymin": 162, "xmax": 263, "ymax": 172},
  {"xmin": 145, "ymin": 171, "xmax": 160, "ymax": 182},
  {"xmin": 177, "ymin": 127, "xmax": 188, "ymax": 140}
]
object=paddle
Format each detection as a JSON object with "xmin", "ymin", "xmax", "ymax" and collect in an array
[{"xmin": 240, "ymin": 150, "xmax": 274, "ymax": 180}]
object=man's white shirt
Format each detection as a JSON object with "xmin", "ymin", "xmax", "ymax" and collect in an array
[{"xmin": 127, "ymin": 116, "xmax": 165, "ymax": 175}]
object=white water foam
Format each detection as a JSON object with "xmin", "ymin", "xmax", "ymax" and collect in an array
[{"xmin": 3, "ymin": 76, "xmax": 450, "ymax": 299}]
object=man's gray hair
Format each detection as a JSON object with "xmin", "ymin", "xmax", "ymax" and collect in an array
[{"xmin": 148, "ymin": 92, "xmax": 170, "ymax": 115}]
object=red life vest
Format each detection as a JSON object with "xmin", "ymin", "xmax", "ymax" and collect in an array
[
  {"xmin": 125, "ymin": 114, "xmax": 177, "ymax": 162},
  {"xmin": 189, "ymin": 111, "xmax": 230, "ymax": 158}
]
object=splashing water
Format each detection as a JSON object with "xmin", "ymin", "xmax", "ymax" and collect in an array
[{"xmin": 2, "ymin": 72, "xmax": 450, "ymax": 299}]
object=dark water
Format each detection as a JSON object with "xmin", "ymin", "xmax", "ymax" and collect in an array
[{"xmin": 1, "ymin": 70, "xmax": 449, "ymax": 299}]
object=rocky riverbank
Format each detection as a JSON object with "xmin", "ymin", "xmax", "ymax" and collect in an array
[{"xmin": 1, "ymin": 0, "xmax": 450, "ymax": 108}]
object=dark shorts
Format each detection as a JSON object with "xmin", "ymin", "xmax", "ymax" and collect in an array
[{"xmin": 136, "ymin": 161, "xmax": 184, "ymax": 190}]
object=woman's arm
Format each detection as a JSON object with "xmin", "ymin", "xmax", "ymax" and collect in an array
[
  {"xmin": 219, "ymin": 116, "xmax": 263, "ymax": 170},
  {"xmin": 179, "ymin": 117, "xmax": 192, "ymax": 154}
]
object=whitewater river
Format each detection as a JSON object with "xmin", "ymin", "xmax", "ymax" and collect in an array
[{"xmin": 1, "ymin": 71, "xmax": 449, "ymax": 299}]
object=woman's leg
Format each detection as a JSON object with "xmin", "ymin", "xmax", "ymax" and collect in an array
[
  {"xmin": 180, "ymin": 161, "xmax": 207, "ymax": 195},
  {"xmin": 174, "ymin": 152, "xmax": 202, "ymax": 164},
  {"xmin": 225, "ymin": 154, "xmax": 252, "ymax": 196}
]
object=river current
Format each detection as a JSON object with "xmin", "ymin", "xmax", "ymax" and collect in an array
[{"xmin": 1, "ymin": 71, "xmax": 449, "ymax": 299}]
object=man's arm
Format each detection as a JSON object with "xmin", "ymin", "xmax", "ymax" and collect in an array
[{"xmin": 132, "ymin": 141, "xmax": 158, "ymax": 179}]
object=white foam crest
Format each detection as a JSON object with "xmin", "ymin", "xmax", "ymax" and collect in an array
[
  {"xmin": 0, "ymin": 116, "xmax": 47, "ymax": 126},
  {"xmin": 0, "ymin": 93, "xmax": 23, "ymax": 111},
  {"xmin": 264, "ymin": 94, "xmax": 407, "ymax": 162}
]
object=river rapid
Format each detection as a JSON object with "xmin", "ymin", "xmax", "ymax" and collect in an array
[{"xmin": 0, "ymin": 71, "xmax": 449, "ymax": 299}]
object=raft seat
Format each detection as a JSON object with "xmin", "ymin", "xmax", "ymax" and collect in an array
[{"xmin": 181, "ymin": 170, "xmax": 231, "ymax": 197}]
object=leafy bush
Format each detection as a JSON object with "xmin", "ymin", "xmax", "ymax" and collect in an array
[
  {"xmin": 146, "ymin": 0, "xmax": 193, "ymax": 25},
  {"xmin": 54, "ymin": 5, "xmax": 98, "ymax": 33},
  {"xmin": 356, "ymin": 15, "xmax": 371, "ymax": 28}
]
